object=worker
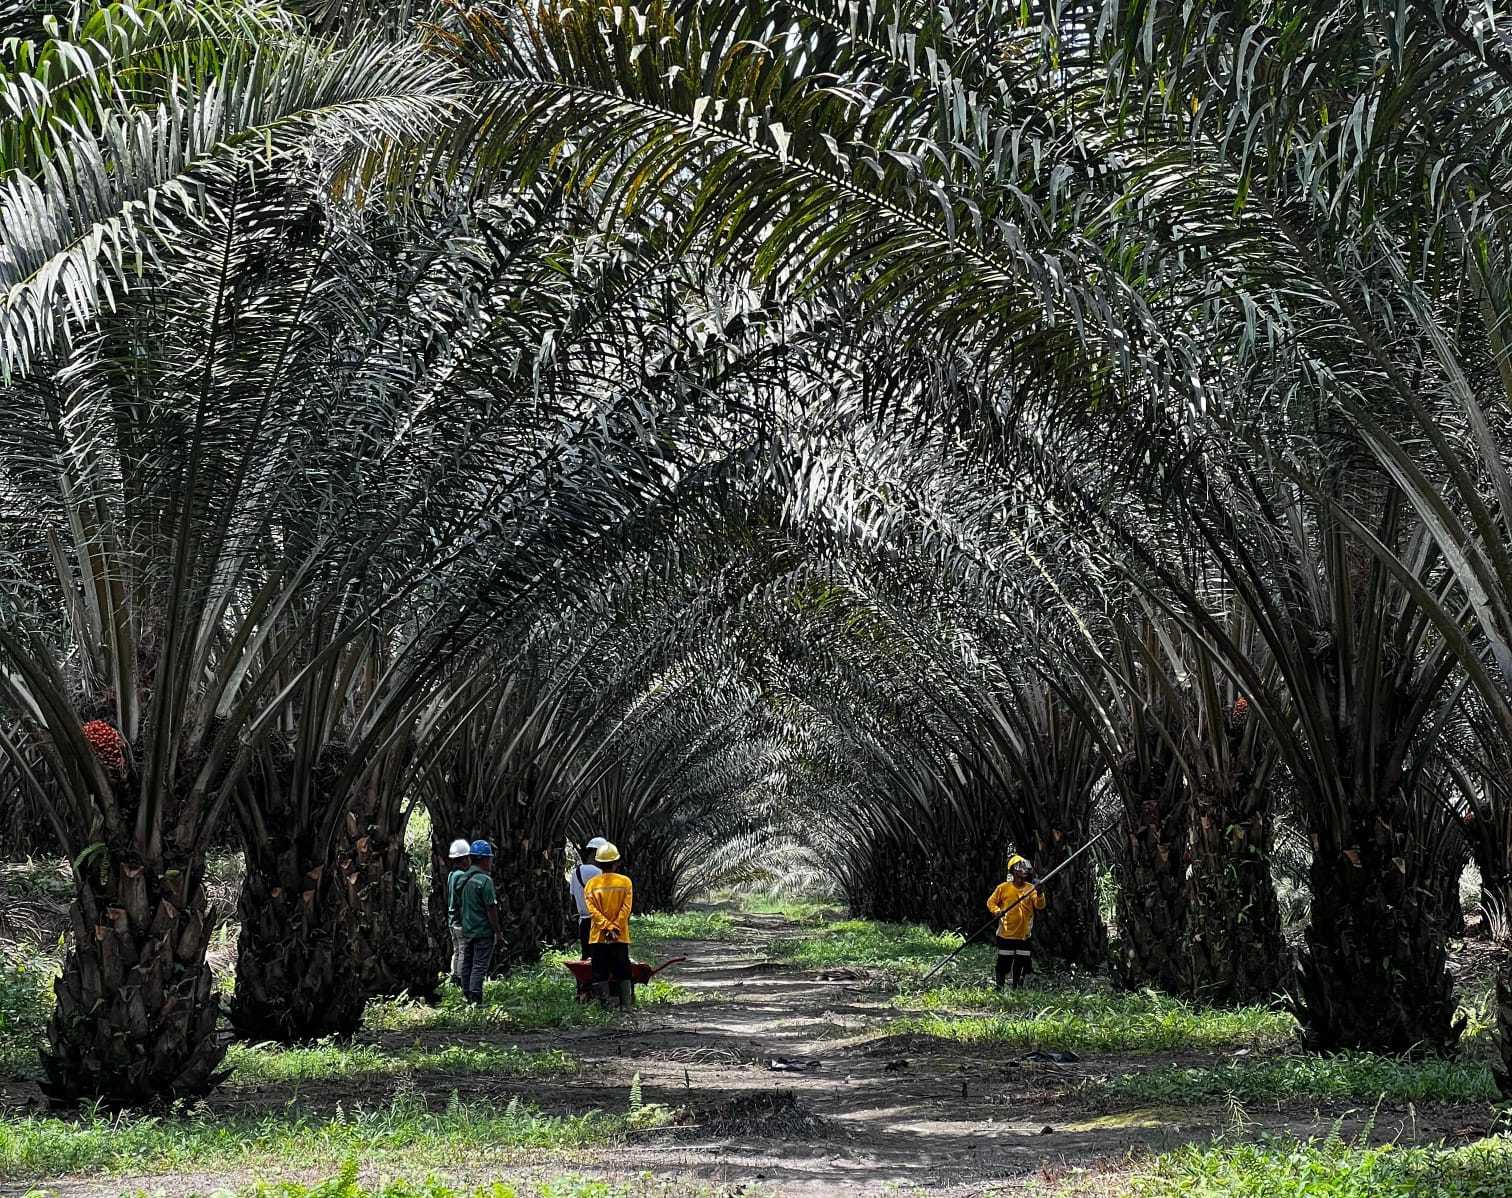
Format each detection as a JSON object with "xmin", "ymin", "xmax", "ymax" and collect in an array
[
  {"xmin": 569, "ymin": 836, "xmax": 608, "ymax": 959},
  {"xmin": 445, "ymin": 837, "xmax": 472, "ymax": 987},
  {"xmin": 583, "ymin": 841, "xmax": 633, "ymax": 1008},
  {"xmin": 986, "ymin": 854, "xmax": 1046, "ymax": 990},
  {"xmin": 456, "ymin": 839, "xmax": 503, "ymax": 1004}
]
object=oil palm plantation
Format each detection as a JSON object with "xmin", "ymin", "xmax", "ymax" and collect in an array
[{"xmin": 8, "ymin": 0, "xmax": 1512, "ymax": 1105}]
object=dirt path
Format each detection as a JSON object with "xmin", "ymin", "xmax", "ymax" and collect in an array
[
  {"xmin": 482, "ymin": 914, "xmax": 1487, "ymax": 1195},
  {"xmin": 15, "ymin": 914, "xmax": 1496, "ymax": 1198}
]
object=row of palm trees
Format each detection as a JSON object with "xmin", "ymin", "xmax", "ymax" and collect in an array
[
  {"xmin": 4, "ymin": 0, "xmax": 1512, "ymax": 1104},
  {"xmin": 0, "ymin": 0, "xmax": 808, "ymax": 1103},
  {"xmin": 463, "ymin": 0, "xmax": 1512, "ymax": 1072}
]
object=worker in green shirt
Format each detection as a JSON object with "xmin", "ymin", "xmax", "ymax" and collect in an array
[{"xmin": 456, "ymin": 839, "xmax": 503, "ymax": 1004}]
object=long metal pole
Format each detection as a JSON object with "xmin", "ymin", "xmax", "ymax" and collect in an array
[{"xmin": 914, "ymin": 816, "xmax": 1121, "ymax": 987}]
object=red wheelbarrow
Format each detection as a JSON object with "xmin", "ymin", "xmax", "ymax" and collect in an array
[{"xmin": 564, "ymin": 955, "xmax": 686, "ymax": 1000}]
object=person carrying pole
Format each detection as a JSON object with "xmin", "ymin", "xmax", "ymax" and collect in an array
[
  {"xmin": 987, "ymin": 854, "xmax": 1046, "ymax": 990},
  {"xmin": 569, "ymin": 837, "xmax": 607, "ymax": 960},
  {"xmin": 457, "ymin": 839, "xmax": 503, "ymax": 1005},
  {"xmin": 584, "ymin": 842, "xmax": 633, "ymax": 1009},
  {"xmin": 445, "ymin": 838, "xmax": 472, "ymax": 988}
]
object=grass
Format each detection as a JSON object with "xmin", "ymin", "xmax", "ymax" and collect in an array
[
  {"xmin": 1125, "ymin": 1134, "xmax": 1512, "ymax": 1197},
  {"xmin": 733, "ymin": 891, "xmax": 838, "ymax": 924},
  {"xmin": 0, "ymin": 1093, "xmax": 654, "ymax": 1182},
  {"xmin": 366, "ymin": 952, "xmax": 694, "ymax": 1035},
  {"xmin": 890, "ymin": 984, "xmax": 1295, "ymax": 1053},
  {"xmin": 769, "ymin": 918, "xmax": 1298, "ymax": 1052},
  {"xmin": 243, "ymin": 1161, "xmax": 766, "ymax": 1198},
  {"xmin": 632, "ymin": 910, "xmax": 733, "ymax": 948},
  {"xmin": 226, "ymin": 1041, "xmax": 576, "ymax": 1085},
  {"xmin": 768, "ymin": 918, "xmax": 995, "ymax": 982},
  {"xmin": 5, "ymin": 943, "xmax": 691, "ymax": 1083},
  {"xmin": 1090, "ymin": 1054, "xmax": 1502, "ymax": 1106}
]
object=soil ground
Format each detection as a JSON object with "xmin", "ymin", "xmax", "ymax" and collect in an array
[{"xmin": 7, "ymin": 914, "xmax": 1501, "ymax": 1197}]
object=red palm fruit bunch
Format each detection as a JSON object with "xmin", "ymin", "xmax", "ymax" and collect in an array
[
  {"xmin": 1230, "ymin": 696, "xmax": 1250, "ymax": 725},
  {"xmin": 81, "ymin": 720, "xmax": 128, "ymax": 780}
]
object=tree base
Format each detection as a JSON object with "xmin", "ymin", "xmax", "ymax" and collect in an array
[
  {"xmin": 231, "ymin": 847, "xmax": 365, "ymax": 1043},
  {"xmin": 41, "ymin": 863, "xmax": 225, "ymax": 1107}
]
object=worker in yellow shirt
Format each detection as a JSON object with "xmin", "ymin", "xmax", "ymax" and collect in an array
[
  {"xmin": 986, "ymin": 854, "xmax": 1046, "ymax": 990},
  {"xmin": 584, "ymin": 842, "xmax": 634, "ymax": 1008}
]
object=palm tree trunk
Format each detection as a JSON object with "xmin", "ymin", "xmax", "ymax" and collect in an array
[
  {"xmin": 42, "ymin": 849, "xmax": 224, "ymax": 1105},
  {"xmin": 347, "ymin": 825, "xmax": 442, "ymax": 1001},
  {"xmin": 1112, "ymin": 771, "xmax": 1189, "ymax": 993},
  {"xmin": 1294, "ymin": 789, "xmax": 1463, "ymax": 1054},
  {"xmin": 958, "ymin": 830, "xmax": 1013, "ymax": 941},
  {"xmin": 624, "ymin": 845, "xmax": 679, "ymax": 914},
  {"xmin": 1030, "ymin": 828, "xmax": 1108, "ymax": 967},
  {"xmin": 469, "ymin": 828, "xmax": 565, "ymax": 967},
  {"xmin": 427, "ymin": 823, "xmax": 459, "ymax": 974},
  {"xmin": 231, "ymin": 833, "xmax": 364, "ymax": 1041},
  {"xmin": 1182, "ymin": 795, "xmax": 1287, "ymax": 1004},
  {"xmin": 512, "ymin": 833, "xmax": 568, "ymax": 964}
]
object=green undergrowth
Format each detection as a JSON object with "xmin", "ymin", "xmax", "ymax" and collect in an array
[
  {"xmin": 0, "ymin": 858, "xmax": 72, "ymax": 899},
  {"xmin": 1092, "ymin": 1054, "xmax": 1501, "ymax": 1106},
  {"xmin": 891, "ymin": 985, "xmax": 1294, "ymax": 1053},
  {"xmin": 238, "ymin": 1161, "xmax": 763, "ymax": 1198},
  {"xmin": 767, "ymin": 918, "xmax": 996, "ymax": 982},
  {"xmin": 0, "ymin": 1093, "xmax": 651, "ymax": 1183},
  {"xmin": 0, "ymin": 946, "xmax": 56, "ymax": 1078},
  {"xmin": 632, "ymin": 910, "xmax": 733, "ymax": 948},
  {"xmin": 366, "ymin": 953, "xmax": 693, "ymax": 1034},
  {"xmin": 1125, "ymin": 1133, "xmax": 1512, "ymax": 1197},
  {"xmin": 724, "ymin": 889, "xmax": 839, "ymax": 924},
  {"xmin": 227, "ymin": 1041, "xmax": 576, "ymax": 1085}
]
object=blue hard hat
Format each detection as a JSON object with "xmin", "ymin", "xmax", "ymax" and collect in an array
[{"xmin": 469, "ymin": 839, "xmax": 494, "ymax": 858}]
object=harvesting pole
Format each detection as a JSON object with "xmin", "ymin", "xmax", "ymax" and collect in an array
[{"xmin": 914, "ymin": 817, "xmax": 1121, "ymax": 988}]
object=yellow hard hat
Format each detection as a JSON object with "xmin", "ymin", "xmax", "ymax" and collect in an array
[{"xmin": 595, "ymin": 842, "xmax": 621, "ymax": 863}]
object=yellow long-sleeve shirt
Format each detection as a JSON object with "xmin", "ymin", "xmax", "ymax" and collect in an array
[
  {"xmin": 584, "ymin": 871, "xmax": 633, "ymax": 945},
  {"xmin": 987, "ymin": 879, "xmax": 1045, "ymax": 940}
]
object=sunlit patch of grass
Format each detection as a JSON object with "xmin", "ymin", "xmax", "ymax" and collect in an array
[
  {"xmin": 1090, "ymin": 1054, "xmax": 1499, "ymax": 1105},
  {"xmin": 365, "ymin": 953, "xmax": 695, "ymax": 1035},
  {"xmin": 768, "ymin": 918, "xmax": 995, "ymax": 983},
  {"xmin": 0, "ymin": 1093, "xmax": 633, "ymax": 1182},
  {"xmin": 226, "ymin": 1041, "xmax": 577, "ymax": 1085},
  {"xmin": 733, "ymin": 892, "xmax": 839, "ymax": 924},
  {"xmin": 1126, "ymin": 1135, "xmax": 1512, "ymax": 1197},
  {"xmin": 634, "ymin": 911, "xmax": 734, "ymax": 947},
  {"xmin": 889, "ymin": 986, "xmax": 1293, "ymax": 1053}
]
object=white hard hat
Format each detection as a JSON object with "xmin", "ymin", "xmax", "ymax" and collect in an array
[
  {"xmin": 585, "ymin": 836, "xmax": 608, "ymax": 849},
  {"xmin": 448, "ymin": 838, "xmax": 471, "ymax": 858}
]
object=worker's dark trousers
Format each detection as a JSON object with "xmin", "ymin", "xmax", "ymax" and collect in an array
[
  {"xmin": 578, "ymin": 917, "xmax": 592, "ymax": 959},
  {"xmin": 460, "ymin": 935, "xmax": 494, "ymax": 1004},
  {"xmin": 995, "ymin": 936, "xmax": 1032, "ymax": 989},
  {"xmin": 590, "ymin": 941, "xmax": 631, "ymax": 985}
]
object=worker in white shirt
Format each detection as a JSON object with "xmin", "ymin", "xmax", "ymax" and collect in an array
[
  {"xmin": 568, "ymin": 836, "xmax": 608, "ymax": 959},
  {"xmin": 445, "ymin": 837, "xmax": 472, "ymax": 986}
]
